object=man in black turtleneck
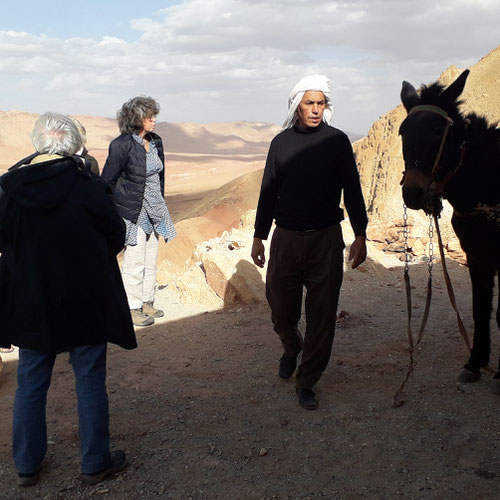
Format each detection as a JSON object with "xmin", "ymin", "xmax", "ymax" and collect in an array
[{"xmin": 251, "ymin": 74, "xmax": 368, "ymax": 410}]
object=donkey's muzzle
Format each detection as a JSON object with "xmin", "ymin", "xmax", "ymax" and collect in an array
[{"xmin": 401, "ymin": 170, "xmax": 430, "ymax": 210}]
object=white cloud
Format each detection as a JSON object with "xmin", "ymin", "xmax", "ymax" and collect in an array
[
  {"xmin": 97, "ymin": 36, "xmax": 127, "ymax": 46},
  {"xmin": 0, "ymin": 0, "xmax": 498, "ymax": 133}
]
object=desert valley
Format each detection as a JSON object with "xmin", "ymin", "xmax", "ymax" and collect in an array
[{"xmin": 0, "ymin": 46, "xmax": 499, "ymax": 498}]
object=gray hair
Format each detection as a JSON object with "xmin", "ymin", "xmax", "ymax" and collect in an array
[
  {"xmin": 32, "ymin": 112, "xmax": 83, "ymax": 155},
  {"xmin": 117, "ymin": 96, "xmax": 160, "ymax": 135}
]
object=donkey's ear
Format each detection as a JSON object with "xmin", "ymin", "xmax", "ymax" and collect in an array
[
  {"xmin": 442, "ymin": 69, "xmax": 470, "ymax": 102},
  {"xmin": 401, "ymin": 81, "xmax": 419, "ymax": 112}
]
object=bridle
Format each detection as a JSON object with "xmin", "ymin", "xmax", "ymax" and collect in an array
[
  {"xmin": 409, "ymin": 105, "xmax": 454, "ymax": 179},
  {"xmin": 400, "ymin": 104, "xmax": 467, "ymax": 208}
]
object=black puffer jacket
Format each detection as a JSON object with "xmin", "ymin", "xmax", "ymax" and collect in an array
[
  {"xmin": 0, "ymin": 153, "xmax": 137, "ymax": 352},
  {"xmin": 101, "ymin": 132, "xmax": 165, "ymax": 223}
]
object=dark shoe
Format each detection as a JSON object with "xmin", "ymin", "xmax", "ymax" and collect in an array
[
  {"xmin": 457, "ymin": 367, "xmax": 481, "ymax": 383},
  {"xmin": 142, "ymin": 301, "xmax": 164, "ymax": 318},
  {"xmin": 131, "ymin": 309, "xmax": 154, "ymax": 327},
  {"xmin": 17, "ymin": 472, "xmax": 39, "ymax": 487},
  {"xmin": 296, "ymin": 387, "xmax": 318, "ymax": 410},
  {"xmin": 279, "ymin": 354, "xmax": 297, "ymax": 379},
  {"xmin": 81, "ymin": 450, "xmax": 128, "ymax": 485}
]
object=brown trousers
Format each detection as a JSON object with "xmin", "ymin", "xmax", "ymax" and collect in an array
[{"xmin": 266, "ymin": 224, "xmax": 345, "ymax": 389}]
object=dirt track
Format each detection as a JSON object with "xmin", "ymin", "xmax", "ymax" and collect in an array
[{"xmin": 0, "ymin": 255, "xmax": 499, "ymax": 499}]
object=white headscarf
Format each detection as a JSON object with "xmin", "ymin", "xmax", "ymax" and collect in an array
[{"xmin": 282, "ymin": 74, "xmax": 332, "ymax": 130}]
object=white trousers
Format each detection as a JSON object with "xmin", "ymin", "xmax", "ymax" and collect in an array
[{"xmin": 122, "ymin": 228, "xmax": 159, "ymax": 310}]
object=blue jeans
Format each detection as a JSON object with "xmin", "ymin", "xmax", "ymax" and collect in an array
[{"xmin": 13, "ymin": 344, "xmax": 111, "ymax": 474}]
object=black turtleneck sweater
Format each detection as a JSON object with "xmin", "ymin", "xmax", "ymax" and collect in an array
[{"xmin": 254, "ymin": 121, "xmax": 368, "ymax": 239}]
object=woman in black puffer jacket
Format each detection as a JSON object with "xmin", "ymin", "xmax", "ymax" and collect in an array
[{"xmin": 102, "ymin": 97, "xmax": 176, "ymax": 327}]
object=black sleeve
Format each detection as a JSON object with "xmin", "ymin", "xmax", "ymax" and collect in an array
[
  {"xmin": 254, "ymin": 141, "xmax": 279, "ymax": 239},
  {"xmin": 86, "ymin": 155, "xmax": 100, "ymax": 175},
  {"xmin": 86, "ymin": 177, "xmax": 126, "ymax": 254},
  {"xmin": 339, "ymin": 136, "xmax": 368, "ymax": 237},
  {"xmin": 101, "ymin": 138, "xmax": 129, "ymax": 190}
]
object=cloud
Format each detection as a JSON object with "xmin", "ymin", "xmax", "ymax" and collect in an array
[{"xmin": 0, "ymin": 0, "xmax": 498, "ymax": 134}]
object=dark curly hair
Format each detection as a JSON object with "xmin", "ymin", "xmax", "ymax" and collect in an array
[{"xmin": 117, "ymin": 96, "xmax": 160, "ymax": 135}]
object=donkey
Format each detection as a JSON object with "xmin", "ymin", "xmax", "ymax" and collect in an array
[{"xmin": 399, "ymin": 69, "xmax": 500, "ymax": 392}]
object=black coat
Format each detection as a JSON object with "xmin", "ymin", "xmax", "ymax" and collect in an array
[
  {"xmin": 101, "ymin": 132, "xmax": 165, "ymax": 223},
  {"xmin": 0, "ymin": 153, "xmax": 137, "ymax": 352}
]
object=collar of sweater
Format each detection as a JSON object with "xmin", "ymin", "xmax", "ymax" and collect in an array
[{"xmin": 293, "ymin": 120, "xmax": 325, "ymax": 134}]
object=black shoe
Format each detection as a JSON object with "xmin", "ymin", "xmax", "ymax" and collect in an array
[
  {"xmin": 296, "ymin": 387, "xmax": 318, "ymax": 410},
  {"xmin": 17, "ymin": 471, "xmax": 39, "ymax": 487},
  {"xmin": 81, "ymin": 450, "xmax": 128, "ymax": 485},
  {"xmin": 279, "ymin": 354, "xmax": 297, "ymax": 379}
]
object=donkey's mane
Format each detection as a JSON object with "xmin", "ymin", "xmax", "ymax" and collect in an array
[
  {"xmin": 418, "ymin": 82, "xmax": 463, "ymax": 116},
  {"xmin": 466, "ymin": 113, "xmax": 499, "ymax": 133}
]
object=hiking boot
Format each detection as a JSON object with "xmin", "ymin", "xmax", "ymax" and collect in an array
[
  {"xmin": 142, "ymin": 301, "xmax": 164, "ymax": 318},
  {"xmin": 17, "ymin": 472, "xmax": 39, "ymax": 487},
  {"xmin": 278, "ymin": 354, "xmax": 297, "ymax": 379},
  {"xmin": 130, "ymin": 309, "xmax": 154, "ymax": 327},
  {"xmin": 296, "ymin": 387, "xmax": 318, "ymax": 410},
  {"xmin": 81, "ymin": 450, "xmax": 128, "ymax": 485}
]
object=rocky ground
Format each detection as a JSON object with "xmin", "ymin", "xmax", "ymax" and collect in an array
[{"xmin": 0, "ymin": 249, "xmax": 499, "ymax": 499}]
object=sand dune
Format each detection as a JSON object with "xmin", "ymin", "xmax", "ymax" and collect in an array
[{"xmin": 0, "ymin": 113, "xmax": 276, "ymax": 219}]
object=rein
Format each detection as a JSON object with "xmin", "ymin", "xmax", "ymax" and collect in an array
[
  {"xmin": 392, "ymin": 208, "xmax": 434, "ymax": 407},
  {"xmin": 392, "ymin": 208, "xmax": 495, "ymax": 407},
  {"xmin": 432, "ymin": 216, "xmax": 471, "ymax": 352}
]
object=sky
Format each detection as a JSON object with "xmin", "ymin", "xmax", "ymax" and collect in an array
[{"xmin": 0, "ymin": 0, "xmax": 498, "ymax": 135}]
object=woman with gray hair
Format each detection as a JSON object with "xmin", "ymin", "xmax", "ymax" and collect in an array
[
  {"xmin": 0, "ymin": 112, "xmax": 135, "ymax": 486},
  {"xmin": 102, "ymin": 96, "xmax": 176, "ymax": 327},
  {"xmin": 32, "ymin": 112, "xmax": 83, "ymax": 155}
]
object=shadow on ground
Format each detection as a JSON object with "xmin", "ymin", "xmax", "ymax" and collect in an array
[{"xmin": 0, "ymin": 255, "xmax": 498, "ymax": 498}]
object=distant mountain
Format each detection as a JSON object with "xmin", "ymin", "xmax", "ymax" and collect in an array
[
  {"xmin": 154, "ymin": 122, "xmax": 363, "ymax": 154},
  {"xmin": 0, "ymin": 115, "xmax": 279, "ymax": 173},
  {"xmin": 154, "ymin": 121, "xmax": 280, "ymax": 156}
]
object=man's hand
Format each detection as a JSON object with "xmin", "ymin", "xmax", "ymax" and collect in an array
[
  {"xmin": 251, "ymin": 237, "xmax": 266, "ymax": 268},
  {"xmin": 348, "ymin": 235, "xmax": 367, "ymax": 269}
]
